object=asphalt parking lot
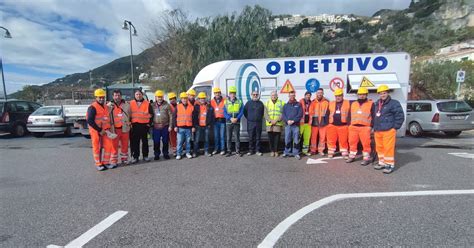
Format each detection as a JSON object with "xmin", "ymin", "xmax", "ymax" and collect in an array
[{"xmin": 1, "ymin": 131, "xmax": 473, "ymax": 247}]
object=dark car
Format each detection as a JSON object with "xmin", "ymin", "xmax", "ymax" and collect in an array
[{"xmin": 0, "ymin": 100, "xmax": 42, "ymax": 137}]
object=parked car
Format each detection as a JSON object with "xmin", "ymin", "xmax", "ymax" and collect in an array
[
  {"xmin": 27, "ymin": 106, "xmax": 72, "ymax": 137},
  {"xmin": 406, "ymin": 100, "xmax": 474, "ymax": 137},
  {"xmin": 0, "ymin": 100, "xmax": 42, "ymax": 137}
]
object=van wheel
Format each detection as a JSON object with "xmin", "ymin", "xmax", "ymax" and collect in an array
[
  {"xmin": 408, "ymin": 122, "xmax": 423, "ymax": 137},
  {"xmin": 32, "ymin": 132, "xmax": 45, "ymax": 138},
  {"xmin": 64, "ymin": 126, "xmax": 73, "ymax": 137},
  {"xmin": 13, "ymin": 124, "xmax": 27, "ymax": 137},
  {"xmin": 444, "ymin": 131, "xmax": 462, "ymax": 137}
]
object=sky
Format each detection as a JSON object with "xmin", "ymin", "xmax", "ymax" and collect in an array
[{"xmin": 0, "ymin": 0, "xmax": 410, "ymax": 94}]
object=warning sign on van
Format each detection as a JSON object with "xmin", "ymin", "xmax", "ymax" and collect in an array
[
  {"xmin": 329, "ymin": 77, "xmax": 345, "ymax": 91},
  {"xmin": 280, "ymin": 79, "xmax": 295, "ymax": 93},
  {"xmin": 359, "ymin": 76, "xmax": 375, "ymax": 87}
]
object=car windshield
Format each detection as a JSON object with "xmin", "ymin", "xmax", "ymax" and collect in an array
[
  {"xmin": 32, "ymin": 107, "xmax": 62, "ymax": 116},
  {"xmin": 436, "ymin": 101, "xmax": 472, "ymax": 113}
]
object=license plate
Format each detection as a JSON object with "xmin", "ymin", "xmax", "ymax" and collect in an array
[
  {"xmin": 450, "ymin": 116, "xmax": 465, "ymax": 120},
  {"xmin": 36, "ymin": 118, "xmax": 50, "ymax": 122}
]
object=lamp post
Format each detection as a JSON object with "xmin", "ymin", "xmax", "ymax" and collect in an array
[
  {"xmin": 122, "ymin": 20, "xmax": 137, "ymax": 87},
  {"xmin": 0, "ymin": 26, "xmax": 12, "ymax": 101}
]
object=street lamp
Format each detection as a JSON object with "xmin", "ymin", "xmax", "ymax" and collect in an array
[
  {"xmin": 122, "ymin": 20, "xmax": 138, "ymax": 87},
  {"xmin": 0, "ymin": 26, "xmax": 12, "ymax": 101}
]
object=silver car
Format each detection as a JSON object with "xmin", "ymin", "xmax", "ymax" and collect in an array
[
  {"xmin": 27, "ymin": 106, "xmax": 72, "ymax": 137},
  {"xmin": 406, "ymin": 100, "xmax": 474, "ymax": 137}
]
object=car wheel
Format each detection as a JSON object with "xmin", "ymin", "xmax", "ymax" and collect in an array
[
  {"xmin": 444, "ymin": 131, "xmax": 462, "ymax": 137},
  {"xmin": 64, "ymin": 126, "xmax": 73, "ymax": 137},
  {"xmin": 32, "ymin": 132, "xmax": 45, "ymax": 138},
  {"xmin": 13, "ymin": 124, "xmax": 27, "ymax": 137},
  {"xmin": 408, "ymin": 122, "xmax": 423, "ymax": 137}
]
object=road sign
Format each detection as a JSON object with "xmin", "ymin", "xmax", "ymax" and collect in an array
[
  {"xmin": 305, "ymin": 78, "xmax": 320, "ymax": 93},
  {"xmin": 329, "ymin": 77, "xmax": 344, "ymax": 91},
  {"xmin": 280, "ymin": 79, "xmax": 295, "ymax": 93},
  {"xmin": 456, "ymin": 70, "xmax": 465, "ymax": 83},
  {"xmin": 359, "ymin": 76, "xmax": 375, "ymax": 87}
]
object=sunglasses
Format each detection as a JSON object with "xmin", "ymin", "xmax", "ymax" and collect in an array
[{"xmin": 252, "ymin": 93, "xmax": 259, "ymax": 96}]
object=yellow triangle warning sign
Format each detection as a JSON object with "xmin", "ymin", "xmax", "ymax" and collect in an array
[
  {"xmin": 359, "ymin": 76, "xmax": 375, "ymax": 87},
  {"xmin": 280, "ymin": 79, "xmax": 295, "ymax": 93}
]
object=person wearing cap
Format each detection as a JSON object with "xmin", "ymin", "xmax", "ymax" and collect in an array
[
  {"xmin": 187, "ymin": 89, "xmax": 197, "ymax": 106},
  {"xmin": 309, "ymin": 88, "xmax": 330, "ymax": 155},
  {"xmin": 210, "ymin": 87, "xmax": 226, "ymax": 155},
  {"xmin": 373, "ymin": 85, "xmax": 405, "ymax": 174},
  {"xmin": 282, "ymin": 90, "xmax": 303, "ymax": 160},
  {"xmin": 299, "ymin": 91, "xmax": 313, "ymax": 156},
  {"xmin": 192, "ymin": 92, "xmax": 214, "ymax": 157},
  {"xmin": 346, "ymin": 87, "xmax": 374, "ymax": 165},
  {"xmin": 174, "ymin": 92, "xmax": 195, "ymax": 159},
  {"xmin": 224, "ymin": 86, "xmax": 244, "ymax": 157},
  {"xmin": 87, "ymin": 88, "xmax": 114, "ymax": 171},
  {"xmin": 168, "ymin": 92, "xmax": 178, "ymax": 156},
  {"xmin": 108, "ymin": 89, "xmax": 131, "ymax": 166},
  {"xmin": 243, "ymin": 90, "xmax": 265, "ymax": 156},
  {"xmin": 264, "ymin": 90, "xmax": 284, "ymax": 157},
  {"xmin": 152, "ymin": 90, "xmax": 173, "ymax": 160},
  {"xmin": 130, "ymin": 89, "xmax": 154, "ymax": 163},
  {"xmin": 326, "ymin": 88, "xmax": 350, "ymax": 159}
]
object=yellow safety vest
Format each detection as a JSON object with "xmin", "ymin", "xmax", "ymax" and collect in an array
[{"xmin": 265, "ymin": 99, "xmax": 284, "ymax": 126}]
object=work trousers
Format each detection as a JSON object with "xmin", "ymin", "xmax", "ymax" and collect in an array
[
  {"xmin": 348, "ymin": 125, "xmax": 372, "ymax": 161},
  {"xmin": 213, "ymin": 121, "xmax": 226, "ymax": 152},
  {"xmin": 131, "ymin": 123, "xmax": 149, "ymax": 159},
  {"xmin": 247, "ymin": 121, "xmax": 262, "ymax": 153},
  {"xmin": 90, "ymin": 128, "xmax": 113, "ymax": 167},
  {"xmin": 375, "ymin": 128, "xmax": 397, "ymax": 166},
  {"xmin": 310, "ymin": 126, "xmax": 327, "ymax": 154},
  {"xmin": 226, "ymin": 122, "xmax": 241, "ymax": 153},
  {"xmin": 284, "ymin": 125, "xmax": 300, "ymax": 156},
  {"xmin": 153, "ymin": 126, "xmax": 169, "ymax": 157},
  {"xmin": 177, "ymin": 128, "xmax": 192, "ymax": 155},
  {"xmin": 268, "ymin": 131, "xmax": 281, "ymax": 153},
  {"xmin": 326, "ymin": 124, "xmax": 349, "ymax": 157},
  {"xmin": 194, "ymin": 126, "xmax": 210, "ymax": 154},
  {"xmin": 299, "ymin": 123, "xmax": 311, "ymax": 153},
  {"xmin": 110, "ymin": 128, "xmax": 129, "ymax": 164}
]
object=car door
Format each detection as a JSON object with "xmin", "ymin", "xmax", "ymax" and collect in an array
[{"xmin": 413, "ymin": 102, "xmax": 433, "ymax": 130}]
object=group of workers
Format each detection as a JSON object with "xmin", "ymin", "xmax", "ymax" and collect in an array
[{"xmin": 87, "ymin": 83, "xmax": 404, "ymax": 174}]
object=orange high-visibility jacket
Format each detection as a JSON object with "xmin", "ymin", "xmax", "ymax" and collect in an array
[
  {"xmin": 176, "ymin": 103, "xmax": 194, "ymax": 127},
  {"xmin": 211, "ymin": 97, "xmax": 226, "ymax": 118},
  {"xmin": 90, "ymin": 101, "xmax": 111, "ymax": 130},
  {"xmin": 350, "ymin": 100, "xmax": 373, "ymax": 126},
  {"xmin": 130, "ymin": 100, "xmax": 151, "ymax": 124},
  {"xmin": 329, "ymin": 100, "xmax": 350, "ymax": 124},
  {"xmin": 309, "ymin": 98, "xmax": 329, "ymax": 127}
]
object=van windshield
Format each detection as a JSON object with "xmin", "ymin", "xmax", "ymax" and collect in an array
[{"xmin": 436, "ymin": 101, "xmax": 472, "ymax": 113}]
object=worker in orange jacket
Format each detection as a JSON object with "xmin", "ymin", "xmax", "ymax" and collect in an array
[
  {"xmin": 346, "ymin": 87, "xmax": 374, "ymax": 165},
  {"xmin": 326, "ymin": 88, "xmax": 350, "ymax": 159},
  {"xmin": 168, "ymin": 92, "xmax": 178, "ymax": 156},
  {"xmin": 86, "ymin": 89, "xmax": 114, "ymax": 171},
  {"xmin": 108, "ymin": 89, "xmax": 131, "ymax": 166},
  {"xmin": 130, "ymin": 89, "xmax": 153, "ymax": 163},
  {"xmin": 309, "ymin": 88, "xmax": 329, "ymax": 155}
]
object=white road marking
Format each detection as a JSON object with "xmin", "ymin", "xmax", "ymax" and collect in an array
[
  {"xmin": 258, "ymin": 189, "xmax": 474, "ymax": 248},
  {"xmin": 47, "ymin": 210, "xmax": 128, "ymax": 248},
  {"xmin": 448, "ymin": 152, "xmax": 474, "ymax": 159},
  {"xmin": 306, "ymin": 157, "xmax": 343, "ymax": 164}
]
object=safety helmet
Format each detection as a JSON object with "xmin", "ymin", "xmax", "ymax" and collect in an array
[
  {"xmin": 377, "ymin": 84, "xmax": 390, "ymax": 93},
  {"xmin": 168, "ymin": 92, "xmax": 177, "ymax": 99},
  {"xmin": 213, "ymin": 87, "xmax": 221, "ymax": 93},
  {"xmin": 198, "ymin": 92, "xmax": 207, "ymax": 99},
  {"xmin": 94, "ymin": 88, "xmax": 106, "ymax": 97},
  {"xmin": 179, "ymin": 92, "xmax": 188, "ymax": 99},
  {"xmin": 155, "ymin": 90, "xmax": 164, "ymax": 97},
  {"xmin": 187, "ymin": 89, "xmax": 196, "ymax": 96},
  {"xmin": 228, "ymin": 86, "xmax": 237, "ymax": 93},
  {"xmin": 357, "ymin": 87, "xmax": 369, "ymax": 94},
  {"xmin": 334, "ymin": 88, "xmax": 344, "ymax": 96}
]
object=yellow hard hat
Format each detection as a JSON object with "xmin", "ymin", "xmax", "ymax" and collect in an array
[
  {"xmin": 213, "ymin": 87, "xmax": 221, "ymax": 93},
  {"xmin": 334, "ymin": 88, "xmax": 344, "ymax": 96},
  {"xmin": 168, "ymin": 92, "xmax": 177, "ymax": 99},
  {"xmin": 155, "ymin": 90, "xmax": 164, "ymax": 97},
  {"xmin": 94, "ymin": 88, "xmax": 106, "ymax": 97},
  {"xmin": 187, "ymin": 89, "xmax": 196, "ymax": 96},
  {"xmin": 229, "ymin": 86, "xmax": 237, "ymax": 93},
  {"xmin": 357, "ymin": 87, "xmax": 369, "ymax": 94},
  {"xmin": 198, "ymin": 92, "xmax": 207, "ymax": 99},
  {"xmin": 377, "ymin": 84, "xmax": 390, "ymax": 93},
  {"xmin": 179, "ymin": 92, "xmax": 188, "ymax": 99}
]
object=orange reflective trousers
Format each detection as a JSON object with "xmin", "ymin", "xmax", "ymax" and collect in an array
[
  {"xmin": 326, "ymin": 124, "xmax": 348, "ymax": 157},
  {"xmin": 374, "ymin": 128, "xmax": 396, "ymax": 166}
]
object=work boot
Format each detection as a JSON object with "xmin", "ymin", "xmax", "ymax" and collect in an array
[
  {"xmin": 122, "ymin": 160, "xmax": 130, "ymax": 165},
  {"xmin": 131, "ymin": 158, "xmax": 139, "ymax": 164},
  {"xmin": 205, "ymin": 152, "xmax": 211, "ymax": 157},
  {"xmin": 143, "ymin": 157, "xmax": 151, "ymax": 162},
  {"xmin": 212, "ymin": 150, "xmax": 218, "ymax": 155},
  {"xmin": 105, "ymin": 164, "xmax": 117, "ymax": 169},
  {"xmin": 360, "ymin": 160, "xmax": 370, "ymax": 166},
  {"xmin": 374, "ymin": 164, "xmax": 385, "ymax": 170},
  {"xmin": 304, "ymin": 151, "xmax": 311, "ymax": 156},
  {"xmin": 256, "ymin": 152, "xmax": 263, "ymax": 156},
  {"xmin": 270, "ymin": 152, "xmax": 275, "ymax": 157},
  {"xmin": 225, "ymin": 152, "xmax": 233, "ymax": 157},
  {"xmin": 236, "ymin": 151, "xmax": 243, "ymax": 157},
  {"xmin": 186, "ymin": 153, "xmax": 193, "ymax": 159},
  {"xmin": 176, "ymin": 155, "xmax": 182, "ymax": 160},
  {"xmin": 192, "ymin": 153, "xmax": 197, "ymax": 158},
  {"xmin": 295, "ymin": 155, "xmax": 301, "ymax": 160},
  {"xmin": 96, "ymin": 165, "xmax": 107, "ymax": 171},
  {"xmin": 220, "ymin": 151, "xmax": 226, "ymax": 156},
  {"xmin": 346, "ymin": 157, "xmax": 355, "ymax": 163},
  {"xmin": 343, "ymin": 156, "xmax": 348, "ymax": 160},
  {"xmin": 246, "ymin": 152, "xmax": 253, "ymax": 156},
  {"xmin": 328, "ymin": 154, "xmax": 334, "ymax": 159},
  {"xmin": 282, "ymin": 153, "xmax": 288, "ymax": 158},
  {"xmin": 154, "ymin": 156, "xmax": 160, "ymax": 161},
  {"xmin": 164, "ymin": 155, "xmax": 170, "ymax": 160},
  {"xmin": 383, "ymin": 165, "xmax": 395, "ymax": 174}
]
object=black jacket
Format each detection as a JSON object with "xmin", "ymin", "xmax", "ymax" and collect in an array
[
  {"xmin": 192, "ymin": 103, "xmax": 215, "ymax": 127},
  {"xmin": 243, "ymin": 100, "xmax": 265, "ymax": 122}
]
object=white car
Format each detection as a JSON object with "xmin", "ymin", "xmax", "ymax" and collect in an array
[{"xmin": 27, "ymin": 106, "xmax": 73, "ymax": 137}]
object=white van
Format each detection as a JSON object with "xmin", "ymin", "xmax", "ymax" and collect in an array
[{"xmin": 189, "ymin": 52, "xmax": 411, "ymax": 141}]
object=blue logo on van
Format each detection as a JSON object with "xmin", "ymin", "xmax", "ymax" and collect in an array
[{"xmin": 236, "ymin": 63, "xmax": 261, "ymax": 101}]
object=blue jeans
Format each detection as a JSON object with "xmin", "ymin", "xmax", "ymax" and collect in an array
[
  {"xmin": 153, "ymin": 126, "xmax": 169, "ymax": 157},
  {"xmin": 284, "ymin": 125, "xmax": 300, "ymax": 156},
  {"xmin": 194, "ymin": 126, "xmax": 210, "ymax": 154},
  {"xmin": 177, "ymin": 128, "xmax": 192, "ymax": 155},
  {"xmin": 213, "ymin": 121, "xmax": 225, "ymax": 152}
]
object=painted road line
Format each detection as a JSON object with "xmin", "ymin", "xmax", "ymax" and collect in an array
[
  {"xmin": 448, "ymin": 152, "xmax": 474, "ymax": 159},
  {"xmin": 307, "ymin": 157, "xmax": 343, "ymax": 164},
  {"xmin": 258, "ymin": 189, "xmax": 474, "ymax": 248},
  {"xmin": 47, "ymin": 210, "xmax": 128, "ymax": 248}
]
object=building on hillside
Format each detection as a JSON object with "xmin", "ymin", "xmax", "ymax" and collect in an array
[{"xmin": 300, "ymin": 27, "xmax": 316, "ymax": 37}]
